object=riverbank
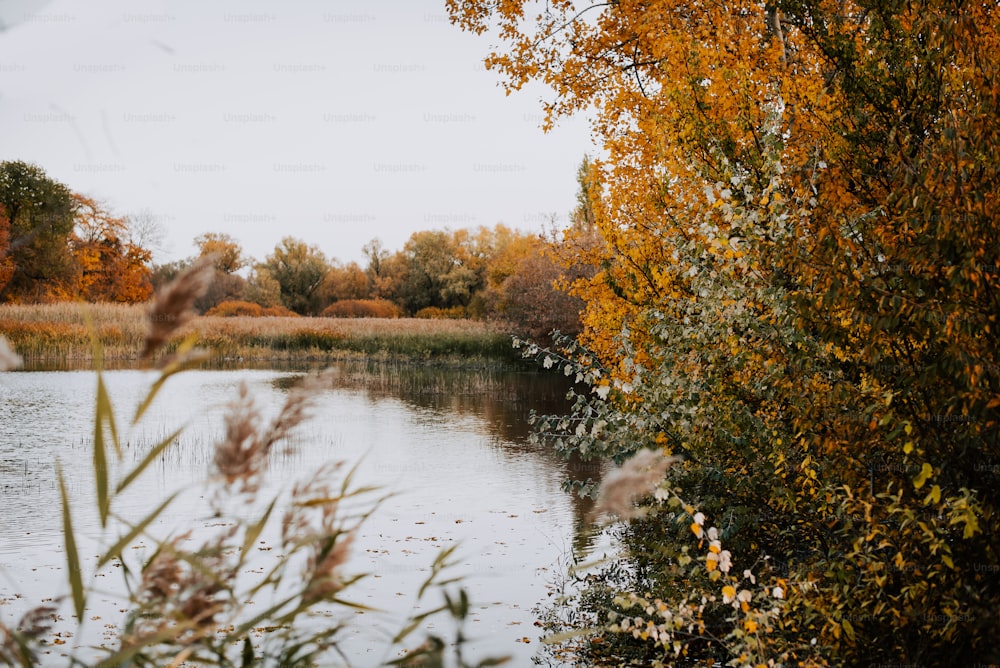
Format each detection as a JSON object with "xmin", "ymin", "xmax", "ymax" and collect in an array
[{"xmin": 0, "ymin": 302, "xmax": 523, "ymax": 370}]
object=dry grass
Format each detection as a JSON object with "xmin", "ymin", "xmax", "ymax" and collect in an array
[{"xmin": 0, "ymin": 302, "xmax": 518, "ymax": 368}]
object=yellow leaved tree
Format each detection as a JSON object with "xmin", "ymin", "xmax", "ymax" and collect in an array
[{"xmin": 452, "ymin": 1, "xmax": 1000, "ymax": 665}]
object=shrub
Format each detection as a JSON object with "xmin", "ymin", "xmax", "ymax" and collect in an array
[
  {"xmin": 414, "ymin": 306, "xmax": 467, "ymax": 320},
  {"xmin": 320, "ymin": 299, "xmax": 401, "ymax": 319},
  {"xmin": 206, "ymin": 300, "xmax": 300, "ymax": 318},
  {"xmin": 205, "ymin": 300, "xmax": 263, "ymax": 317}
]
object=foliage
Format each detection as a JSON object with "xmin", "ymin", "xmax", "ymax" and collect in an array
[
  {"xmin": 0, "ymin": 161, "xmax": 77, "ymax": 302},
  {"xmin": 320, "ymin": 299, "xmax": 402, "ymax": 319},
  {"xmin": 205, "ymin": 300, "xmax": 300, "ymax": 318},
  {"xmin": 0, "ymin": 204, "xmax": 15, "ymax": 295},
  {"xmin": 414, "ymin": 305, "xmax": 468, "ymax": 320},
  {"xmin": 261, "ymin": 237, "xmax": 330, "ymax": 315},
  {"xmin": 393, "ymin": 230, "xmax": 481, "ymax": 315},
  {"xmin": 488, "ymin": 238, "xmax": 585, "ymax": 342},
  {"xmin": 0, "ymin": 163, "xmax": 156, "ymax": 304},
  {"xmin": 453, "ymin": 0, "xmax": 1000, "ymax": 666},
  {"xmin": 244, "ymin": 266, "xmax": 284, "ymax": 309},
  {"xmin": 0, "ymin": 159, "xmax": 583, "ymax": 343},
  {"xmin": 195, "ymin": 232, "xmax": 247, "ymax": 274},
  {"xmin": 319, "ymin": 261, "xmax": 370, "ymax": 304},
  {"xmin": 70, "ymin": 194, "xmax": 153, "ymax": 303}
]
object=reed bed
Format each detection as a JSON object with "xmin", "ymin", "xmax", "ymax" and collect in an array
[
  {"xmin": 326, "ymin": 357, "xmax": 527, "ymax": 399},
  {"xmin": 0, "ymin": 302, "xmax": 520, "ymax": 368}
]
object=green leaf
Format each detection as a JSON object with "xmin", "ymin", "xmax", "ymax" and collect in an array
[{"xmin": 58, "ymin": 465, "xmax": 86, "ymax": 621}]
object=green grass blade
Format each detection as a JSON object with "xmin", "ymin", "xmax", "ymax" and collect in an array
[
  {"xmin": 97, "ymin": 492, "xmax": 181, "ymax": 569},
  {"xmin": 58, "ymin": 465, "xmax": 86, "ymax": 621},
  {"xmin": 96, "ymin": 373, "xmax": 121, "ymax": 459},
  {"xmin": 92, "ymin": 372, "xmax": 123, "ymax": 528},
  {"xmin": 93, "ymin": 375, "xmax": 111, "ymax": 528},
  {"xmin": 115, "ymin": 426, "xmax": 184, "ymax": 495}
]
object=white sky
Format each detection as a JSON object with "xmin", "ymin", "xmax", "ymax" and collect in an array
[{"xmin": 0, "ymin": 0, "xmax": 594, "ymax": 266}]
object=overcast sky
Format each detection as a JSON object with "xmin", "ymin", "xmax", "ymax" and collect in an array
[{"xmin": 0, "ymin": 0, "xmax": 594, "ymax": 266}]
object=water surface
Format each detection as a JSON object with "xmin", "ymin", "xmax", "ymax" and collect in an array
[{"xmin": 0, "ymin": 366, "xmax": 597, "ymax": 665}]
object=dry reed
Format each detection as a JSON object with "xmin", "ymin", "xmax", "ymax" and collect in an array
[
  {"xmin": 142, "ymin": 255, "xmax": 216, "ymax": 359},
  {"xmin": 0, "ymin": 302, "xmax": 515, "ymax": 367},
  {"xmin": 592, "ymin": 449, "xmax": 682, "ymax": 521}
]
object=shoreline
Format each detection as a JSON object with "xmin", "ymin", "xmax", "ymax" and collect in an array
[{"xmin": 0, "ymin": 302, "xmax": 529, "ymax": 372}]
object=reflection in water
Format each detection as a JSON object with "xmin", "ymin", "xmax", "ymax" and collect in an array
[{"xmin": 320, "ymin": 361, "xmax": 606, "ymax": 553}]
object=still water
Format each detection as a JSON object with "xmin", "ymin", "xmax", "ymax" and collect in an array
[{"xmin": 0, "ymin": 366, "xmax": 600, "ymax": 666}]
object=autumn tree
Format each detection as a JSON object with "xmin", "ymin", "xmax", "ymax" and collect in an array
[
  {"xmin": 261, "ymin": 237, "xmax": 330, "ymax": 315},
  {"xmin": 70, "ymin": 194, "xmax": 153, "ymax": 303},
  {"xmin": 243, "ymin": 266, "xmax": 283, "ymax": 309},
  {"xmin": 0, "ymin": 205, "xmax": 13, "ymax": 295},
  {"xmin": 477, "ymin": 225, "xmax": 585, "ymax": 339},
  {"xmin": 194, "ymin": 232, "xmax": 247, "ymax": 274},
  {"xmin": 393, "ymin": 229, "xmax": 481, "ymax": 315},
  {"xmin": 191, "ymin": 232, "xmax": 247, "ymax": 312},
  {"xmin": 452, "ymin": 1, "xmax": 1000, "ymax": 666},
  {"xmin": 362, "ymin": 238, "xmax": 391, "ymax": 298},
  {"xmin": 318, "ymin": 260, "xmax": 369, "ymax": 307},
  {"xmin": 0, "ymin": 161, "xmax": 76, "ymax": 302}
]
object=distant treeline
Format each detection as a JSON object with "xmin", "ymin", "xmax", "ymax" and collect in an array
[{"xmin": 0, "ymin": 159, "xmax": 600, "ymax": 341}]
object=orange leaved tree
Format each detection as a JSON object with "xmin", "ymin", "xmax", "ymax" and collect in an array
[
  {"xmin": 452, "ymin": 1, "xmax": 1000, "ymax": 665},
  {"xmin": 71, "ymin": 194, "xmax": 153, "ymax": 303}
]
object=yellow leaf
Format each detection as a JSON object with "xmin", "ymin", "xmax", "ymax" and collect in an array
[
  {"xmin": 913, "ymin": 463, "xmax": 933, "ymax": 490},
  {"xmin": 924, "ymin": 485, "xmax": 941, "ymax": 505},
  {"xmin": 903, "ymin": 441, "xmax": 914, "ymax": 455}
]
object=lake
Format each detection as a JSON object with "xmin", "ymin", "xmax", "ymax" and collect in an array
[{"xmin": 0, "ymin": 364, "xmax": 603, "ymax": 666}]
